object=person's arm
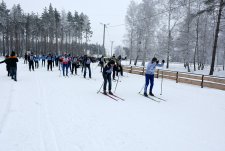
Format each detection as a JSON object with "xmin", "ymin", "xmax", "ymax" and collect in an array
[
  {"xmin": 0, "ymin": 60, "xmax": 6, "ymax": 64},
  {"xmin": 156, "ymin": 60, "xmax": 165, "ymax": 67}
]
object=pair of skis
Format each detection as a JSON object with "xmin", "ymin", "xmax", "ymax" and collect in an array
[
  {"xmin": 100, "ymin": 92, "xmax": 125, "ymax": 101},
  {"xmin": 138, "ymin": 93, "xmax": 166, "ymax": 102}
]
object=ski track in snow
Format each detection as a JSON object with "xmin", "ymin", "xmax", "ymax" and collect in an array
[
  {"xmin": 34, "ymin": 71, "xmax": 62, "ymax": 151},
  {"xmin": 0, "ymin": 82, "xmax": 14, "ymax": 134}
]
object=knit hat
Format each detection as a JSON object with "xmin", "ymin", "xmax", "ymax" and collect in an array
[
  {"xmin": 152, "ymin": 57, "xmax": 157, "ymax": 63},
  {"xmin": 10, "ymin": 51, "xmax": 16, "ymax": 56}
]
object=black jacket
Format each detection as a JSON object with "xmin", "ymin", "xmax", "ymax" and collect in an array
[{"xmin": 8, "ymin": 56, "xmax": 19, "ymax": 68}]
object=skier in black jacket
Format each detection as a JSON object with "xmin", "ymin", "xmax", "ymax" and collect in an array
[
  {"xmin": 102, "ymin": 60, "xmax": 115, "ymax": 95},
  {"xmin": 8, "ymin": 51, "xmax": 19, "ymax": 81}
]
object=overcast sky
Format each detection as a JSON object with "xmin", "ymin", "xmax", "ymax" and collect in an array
[{"xmin": 6, "ymin": 0, "xmax": 141, "ymax": 55}]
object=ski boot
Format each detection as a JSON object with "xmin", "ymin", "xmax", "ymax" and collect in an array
[
  {"xmin": 144, "ymin": 92, "xmax": 148, "ymax": 97},
  {"xmin": 149, "ymin": 92, "xmax": 154, "ymax": 96},
  {"xmin": 109, "ymin": 91, "xmax": 113, "ymax": 95}
]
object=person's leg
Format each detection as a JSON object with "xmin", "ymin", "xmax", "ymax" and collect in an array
[
  {"xmin": 84, "ymin": 65, "xmax": 87, "ymax": 78},
  {"xmin": 62, "ymin": 64, "xmax": 65, "ymax": 76},
  {"xmin": 149, "ymin": 75, "xmax": 155, "ymax": 95},
  {"xmin": 50, "ymin": 62, "xmax": 52, "ymax": 71},
  {"xmin": 103, "ymin": 75, "xmax": 107, "ymax": 94},
  {"xmin": 29, "ymin": 62, "xmax": 31, "ymax": 71},
  {"xmin": 144, "ymin": 74, "xmax": 150, "ymax": 96},
  {"xmin": 66, "ymin": 64, "xmax": 68, "ymax": 76},
  {"xmin": 88, "ymin": 65, "xmax": 91, "ymax": 78},
  {"xmin": 108, "ymin": 74, "xmax": 112, "ymax": 92},
  {"xmin": 32, "ymin": 62, "xmax": 34, "ymax": 71}
]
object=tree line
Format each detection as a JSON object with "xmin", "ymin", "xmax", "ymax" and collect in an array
[{"xmin": 0, "ymin": 1, "xmax": 105, "ymax": 57}]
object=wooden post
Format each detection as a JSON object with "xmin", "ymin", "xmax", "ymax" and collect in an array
[
  {"xmin": 201, "ymin": 75, "xmax": 204, "ymax": 88},
  {"xmin": 157, "ymin": 69, "xmax": 159, "ymax": 78},
  {"xmin": 142, "ymin": 67, "xmax": 145, "ymax": 75},
  {"xmin": 176, "ymin": 72, "xmax": 179, "ymax": 83},
  {"xmin": 130, "ymin": 66, "xmax": 132, "ymax": 73}
]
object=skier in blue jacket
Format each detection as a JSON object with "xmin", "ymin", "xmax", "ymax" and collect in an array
[{"xmin": 144, "ymin": 57, "xmax": 165, "ymax": 97}]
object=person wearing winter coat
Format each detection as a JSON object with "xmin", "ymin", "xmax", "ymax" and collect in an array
[
  {"xmin": 34, "ymin": 55, "xmax": 39, "ymax": 68},
  {"xmin": 83, "ymin": 56, "xmax": 92, "ymax": 78},
  {"xmin": 102, "ymin": 60, "xmax": 115, "ymax": 95},
  {"xmin": 24, "ymin": 53, "xmax": 28, "ymax": 64},
  {"xmin": 28, "ymin": 53, "xmax": 35, "ymax": 71},
  {"xmin": 144, "ymin": 57, "xmax": 165, "ymax": 97},
  {"xmin": 99, "ymin": 55, "xmax": 106, "ymax": 72},
  {"xmin": 111, "ymin": 54, "xmax": 117, "ymax": 80},
  {"xmin": 41, "ymin": 55, "xmax": 46, "ymax": 67},
  {"xmin": 8, "ymin": 51, "xmax": 19, "ymax": 81},
  {"xmin": 0, "ymin": 55, "xmax": 10, "ymax": 76},
  {"xmin": 116, "ymin": 55, "xmax": 123, "ymax": 76},
  {"xmin": 61, "ymin": 54, "xmax": 69, "ymax": 76},
  {"xmin": 71, "ymin": 56, "xmax": 79, "ymax": 75},
  {"xmin": 46, "ymin": 54, "xmax": 53, "ymax": 71}
]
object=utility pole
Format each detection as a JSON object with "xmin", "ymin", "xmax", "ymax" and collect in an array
[
  {"xmin": 100, "ymin": 23, "xmax": 109, "ymax": 56},
  {"xmin": 103, "ymin": 24, "xmax": 106, "ymax": 52},
  {"xmin": 111, "ymin": 41, "xmax": 114, "ymax": 57}
]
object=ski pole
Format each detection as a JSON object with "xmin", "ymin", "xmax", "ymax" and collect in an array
[
  {"xmin": 114, "ymin": 75, "xmax": 120, "ymax": 93},
  {"xmin": 139, "ymin": 84, "xmax": 145, "ymax": 94},
  {"xmin": 97, "ymin": 82, "xmax": 104, "ymax": 94}
]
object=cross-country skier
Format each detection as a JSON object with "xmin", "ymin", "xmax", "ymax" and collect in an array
[
  {"xmin": 46, "ymin": 54, "xmax": 53, "ymax": 71},
  {"xmin": 8, "ymin": 51, "xmax": 19, "ymax": 81},
  {"xmin": 83, "ymin": 56, "xmax": 92, "ymax": 78},
  {"xmin": 28, "ymin": 53, "xmax": 35, "ymax": 71},
  {"xmin": 71, "ymin": 55, "xmax": 79, "ymax": 75},
  {"xmin": 102, "ymin": 60, "xmax": 115, "ymax": 95},
  {"xmin": 144, "ymin": 57, "xmax": 165, "ymax": 97},
  {"xmin": 99, "ymin": 55, "xmax": 106, "ymax": 72},
  {"xmin": 116, "ymin": 55, "xmax": 123, "ymax": 76}
]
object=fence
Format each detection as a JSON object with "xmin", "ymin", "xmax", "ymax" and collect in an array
[{"xmin": 123, "ymin": 65, "xmax": 225, "ymax": 91}]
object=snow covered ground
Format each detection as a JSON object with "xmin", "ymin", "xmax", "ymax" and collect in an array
[{"xmin": 0, "ymin": 59, "xmax": 225, "ymax": 151}]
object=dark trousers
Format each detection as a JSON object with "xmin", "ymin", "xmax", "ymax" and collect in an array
[
  {"xmin": 103, "ymin": 74, "xmax": 112, "ymax": 91},
  {"xmin": 100, "ymin": 63, "xmax": 104, "ymax": 72},
  {"xmin": 10, "ymin": 67, "xmax": 17, "ymax": 81},
  {"xmin": 47, "ymin": 61, "xmax": 52, "ymax": 71},
  {"xmin": 72, "ymin": 63, "xmax": 78, "ymax": 75},
  {"xmin": 113, "ymin": 66, "xmax": 118, "ymax": 80},
  {"xmin": 29, "ymin": 61, "xmax": 34, "ymax": 71},
  {"xmin": 144, "ymin": 74, "xmax": 154, "ymax": 93},
  {"xmin": 35, "ymin": 61, "xmax": 39, "ymax": 68},
  {"xmin": 62, "ymin": 64, "xmax": 68, "ymax": 76},
  {"xmin": 84, "ymin": 64, "xmax": 91, "ymax": 78},
  {"xmin": 42, "ymin": 60, "xmax": 45, "ymax": 67},
  {"xmin": 117, "ymin": 65, "xmax": 123, "ymax": 76}
]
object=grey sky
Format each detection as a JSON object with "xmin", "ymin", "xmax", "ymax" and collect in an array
[{"xmin": 6, "ymin": 0, "xmax": 141, "ymax": 55}]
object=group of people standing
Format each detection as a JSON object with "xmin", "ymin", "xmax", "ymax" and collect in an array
[
  {"xmin": 24, "ymin": 53, "xmax": 93, "ymax": 78},
  {"xmin": 1, "ymin": 51, "xmax": 165, "ymax": 97},
  {"xmin": 101, "ymin": 54, "xmax": 165, "ymax": 96},
  {"xmin": 101, "ymin": 54, "xmax": 124, "ymax": 95}
]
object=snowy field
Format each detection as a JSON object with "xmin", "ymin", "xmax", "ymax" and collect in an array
[{"xmin": 0, "ymin": 59, "xmax": 225, "ymax": 151}]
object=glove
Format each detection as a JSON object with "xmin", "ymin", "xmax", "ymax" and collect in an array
[
  {"xmin": 156, "ymin": 60, "xmax": 159, "ymax": 64},
  {"xmin": 162, "ymin": 60, "xmax": 165, "ymax": 63}
]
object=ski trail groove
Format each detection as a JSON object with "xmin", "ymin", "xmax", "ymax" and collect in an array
[
  {"xmin": 0, "ymin": 83, "xmax": 14, "ymax": 134},
  {"xmin": 35, "ymin": 72, "xmax": 61, "ymax": 151}
]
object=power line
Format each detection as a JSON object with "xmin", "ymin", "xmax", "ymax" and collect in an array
[{"xmin": 108, "ymin": 0, "xmax": 197, "ymax": 28}]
